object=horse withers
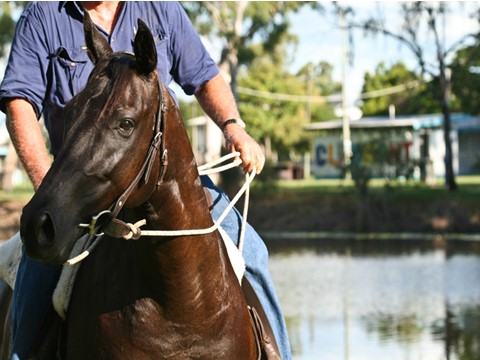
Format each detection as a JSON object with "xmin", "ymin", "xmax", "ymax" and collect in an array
[{"xmin": 10, "ymin": 14, "xmax": 279, "ymax": 360}]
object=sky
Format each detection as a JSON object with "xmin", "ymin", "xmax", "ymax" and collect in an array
[{"xmin": 287, "ymin": 1, "xmax": 480, "ymax": 108}]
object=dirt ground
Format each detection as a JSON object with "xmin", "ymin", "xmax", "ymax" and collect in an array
[{"xmin": 0, "ymin": 200, "xmax": 25, "ymax": 240}]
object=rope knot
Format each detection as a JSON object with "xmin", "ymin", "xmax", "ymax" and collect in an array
[{"xmin": 123, "ymin": 219, "xmax": 147, "ymax": 240}]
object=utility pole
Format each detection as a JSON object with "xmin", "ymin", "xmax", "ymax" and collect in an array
[
  {"xmin": 340, "ymin": 9, "xmax": 352, "ymax": 179},
  {"xmin": 304, "ymin": 64, "xmax": 314, "ymax": 179}
]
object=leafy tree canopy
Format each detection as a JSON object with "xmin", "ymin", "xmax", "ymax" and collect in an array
[
  {"xmin": 450, "ymin": 41, "xmax": 480, "ymax": 115},
  {"xmin": 182, "ymin": 1, "xmax": 319, "ymax": 66},
  {"xmin": 361, "ymin": 61, "xmax": 448, "ymax": 116},
  {"xmin": 238, "ymin": 55, "xmax": 312, "ymax": 159},
  {"xmin": 0, "ymin": 2, "xmax": 26, "ymax": 58}
]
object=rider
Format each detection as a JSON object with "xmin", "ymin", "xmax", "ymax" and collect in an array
[{"xmin": 0, "ymin": 2, "xmax": 291, "ymax": 359}]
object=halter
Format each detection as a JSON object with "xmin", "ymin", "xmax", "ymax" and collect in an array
[{"xmin": 79, "ymin": 80, "xmax": 168, "ymax": 237}]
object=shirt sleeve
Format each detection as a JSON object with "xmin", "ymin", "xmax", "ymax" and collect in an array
[
  {"xmin": 0, "ymin": 6, "xmax": 50, "ymax": 117},
  {"xmin": 167, "ymin": 2, "xmax": 219, "ymax": 95}
]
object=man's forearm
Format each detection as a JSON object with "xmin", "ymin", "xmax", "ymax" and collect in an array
[
  {"xmin": 194, "ymin": 73, "xmax": 240, "ymax": 128},
  {"xmin": 5, "ymin": 99, "xmax": 51, "ymax": 190}
]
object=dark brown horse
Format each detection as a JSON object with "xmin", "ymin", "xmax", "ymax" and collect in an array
[{"xmin": 13, "ymin": 15, "xmax": 276, "ymax": 359}]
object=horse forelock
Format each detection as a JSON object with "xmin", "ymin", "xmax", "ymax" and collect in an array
[{"xmin": 65, "ymin": 53, "xmax": 158, "ymax": 136}]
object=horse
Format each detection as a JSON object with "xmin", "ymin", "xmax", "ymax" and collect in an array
[{"xmin": 9, "ymin": 14, "xmax": 279, "ymax": 359}]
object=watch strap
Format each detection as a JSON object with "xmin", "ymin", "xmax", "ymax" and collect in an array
[{"xmin": 221, "ymin": 118, "xmax": 246, "ymax": 131}]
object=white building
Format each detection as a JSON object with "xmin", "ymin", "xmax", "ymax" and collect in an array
[
  {"xmin": 185, "ymin": 115, "xmax": 223, "ymax": 184},
  {"xmin": 305, "ymin": 113, "xmax": 480, "ymax": 180}
]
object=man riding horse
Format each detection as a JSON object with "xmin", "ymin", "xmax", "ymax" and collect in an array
[{"xmin": 0, "ymin": 2, "xmax": 291, "ymax": 359}]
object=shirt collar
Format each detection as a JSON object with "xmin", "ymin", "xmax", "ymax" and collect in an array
[{"xmin": 59, "ymin": 1, "xmax": 85, "ymax": 16}]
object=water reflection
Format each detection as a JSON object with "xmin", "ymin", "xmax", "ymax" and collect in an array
[{"xmin": 267, "ymin": 240, "xmax": 480, "ymax": 360}]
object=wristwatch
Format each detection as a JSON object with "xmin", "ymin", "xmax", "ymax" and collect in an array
[{"xmin": 221, "ymin": 118, "xmax": 246, "ymax": 131}]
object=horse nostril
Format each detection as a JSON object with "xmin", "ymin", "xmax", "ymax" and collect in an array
[{"xmin": 37, "ymin": 212, "xmax": 56, "ymax": 245}]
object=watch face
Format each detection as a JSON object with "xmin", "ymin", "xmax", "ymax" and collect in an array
[{"xmin": 237, "ymin": 119, "xmax": 246, "ymax": 128}]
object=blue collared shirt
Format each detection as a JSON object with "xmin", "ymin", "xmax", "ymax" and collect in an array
[{"xmin": 0, "ymin": 1, "xmax": 219, "ymax": 155}]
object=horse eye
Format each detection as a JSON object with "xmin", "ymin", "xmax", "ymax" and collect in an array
[{"xmin": 119, "ymin": 119, "xmax": 135, "ymax": 133}]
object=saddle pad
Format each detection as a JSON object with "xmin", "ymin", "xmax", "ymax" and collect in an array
[
  {"xmin": 0, "ymin": 232, "xmax": 22, "ymax": 289},
  {"xmin": 53, "ymin": 233, "xmax": 99, "ymax": 320},
  {"xmin": 218, "ymin": 227, "xmax": 246, "ymax": 284}
]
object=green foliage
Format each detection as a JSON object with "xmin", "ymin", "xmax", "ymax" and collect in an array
[
  {"xmin": 450, "ymin": 42, "xmax": 480, "ymax": 115},
  {"xmin": 0, "ymin": 2, "xmax": 26, "ymax": 58},
  {"xmin": 238, "ymin": 57, "xmax": 311, "ymax": 159},
  {"xmin": 296, "ymin": 61, "xmax": 340, "ymax": 122},
  {"xmin": 361, "ymin": 61, "xmax": 442, "ymax": 116},
  {"xmin": 181, "ymin": 2, "xmax": 327, "ymax": 160},
  {"xmin": 297, "ymin": 61, "xmax": 341, "ymax": 96},
  {"xmin": 182, "ymin": 2, "xmax": 320, "ymax": 67}
]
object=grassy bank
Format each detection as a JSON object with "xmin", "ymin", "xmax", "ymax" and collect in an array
[{"xmin": 247, "ymin": 175, "xmax": 480, "ymax": 236}]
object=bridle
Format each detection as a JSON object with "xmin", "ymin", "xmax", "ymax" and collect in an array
[
  {"xmin": 79, "ymin": 80, "xmax": 168, "ymax": 238},
  {"xmin": 70, "ymin": 77, "xmax": 255, "ymax": 266}
]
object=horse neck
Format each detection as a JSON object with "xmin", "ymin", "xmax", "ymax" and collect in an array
[
  {"xmin": 138, "ymin": 97, "xmax": 238, "ymax": 315},
  {"xmin": 150, "ymin": 96, "xmax": 213, "ymax": 230}
]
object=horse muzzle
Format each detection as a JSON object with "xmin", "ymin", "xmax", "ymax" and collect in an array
[{"xmin": 20, "ymin": 206, "xmax": 73, "ymax": 265}]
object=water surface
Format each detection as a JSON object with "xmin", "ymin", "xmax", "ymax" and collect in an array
[{"xmin": 268, "ymin": 240, "xmax": 480, "ymax": 360}]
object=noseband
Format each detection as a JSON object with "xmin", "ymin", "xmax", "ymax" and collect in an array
[{"xmin": 79, "ymin": 80, "xmax": 168, "ymax": 237}]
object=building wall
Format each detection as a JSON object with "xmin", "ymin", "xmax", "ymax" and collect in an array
[
  {"xmin": 311, "ymin": 129, "xmax": 461, "ymax": 179},
  {"xmin": 186, "ymin": 115, "xmax": 223, "ymax": 184},
  {"xmin": 458, "ymin": 132, "xmax": 480, "ymax": 174},
  {"xmin": 312, "ymin": 134, "xmax": 343, "ymax": 178}
]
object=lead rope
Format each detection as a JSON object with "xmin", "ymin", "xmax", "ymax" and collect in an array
[
  {"xmin": 67, "ymin": 152, "xmax": 254, "ymax": 265},
  {"xmin": 199, "ymin": 152, "xmax": 249, "ymax": 253}
]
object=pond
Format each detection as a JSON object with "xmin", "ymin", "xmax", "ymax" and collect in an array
[{"xmin": 267, "ymin": 239, "xmax": 480, "ymax": 360}]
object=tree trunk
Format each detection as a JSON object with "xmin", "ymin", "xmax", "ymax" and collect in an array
[{"xmin": 440, "ymin": 67, "xmax": 457, "ymax": 191}]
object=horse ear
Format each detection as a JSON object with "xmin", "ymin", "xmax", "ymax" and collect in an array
[
  {"xmin": 83, "ymin": 10, "xmax": 113, "ymax": 64},
  {"xmin": 134, "ymin": 19, "xmax": 157, "ymax": 75}
]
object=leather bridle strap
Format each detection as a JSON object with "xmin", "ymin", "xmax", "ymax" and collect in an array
[
  {"xmin": 79, "ymin": 80, "xmax": 167, "ymax": 237},
  {"xmin": 110, "ymin": 81, "xmax": 166, "ymax": 218}
]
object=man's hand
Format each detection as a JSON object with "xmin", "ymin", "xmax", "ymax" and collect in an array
[
  {"xmin": 194, "ymin": 73, "xmax": 265, "ymax": 174},
  {"xmin": 223, "ymin": 124, "xmax": 265, "ymax": 174}
]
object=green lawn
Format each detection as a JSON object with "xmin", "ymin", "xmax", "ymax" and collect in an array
[
  {"xmin": 251, "ymin": 175, "xmax": 480, "ymax": 209},
  {"xmin": 1, "ymin": 175, "xmax": 479, "ymax": 203}
]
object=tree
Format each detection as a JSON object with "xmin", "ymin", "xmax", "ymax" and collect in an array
[
  {"xmin": 450, "ymin": 41, "xmax": 480, "ymax": 115},
  {"xmin": 296, "ymin": 61, "xmax": 340, "ymax": 122},
  {"xmin": 235, "ymin": 30, "xmax": 340, "ymax": 160},
  {"xmin": 182, "ymin": 2, "xmax": 328, "ymax": 162},
  {"xmin": 182, "ymin": 1, "xmax": 321, "ymax": 100},
  {"xmin": 361, "ymin": 61, "xmax": 443, "ymax": 116},
  {"xmin": 352, "ymin": 2, "xmax": 480, "ymax": 191},
  {"xmin": 238, "ymin": 55, "xmax": 309, "ymax": 161},
  {"xmin": 0, "ymin": 2, "xmax": 26, "ymax": 58}
]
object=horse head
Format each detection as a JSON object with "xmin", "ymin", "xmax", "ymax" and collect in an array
[{"xmin": 21, "ymin": 14, "xmax": 163, "ymax": 264}]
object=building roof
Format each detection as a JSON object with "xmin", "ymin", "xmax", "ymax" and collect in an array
[{"xmin": 304, "ymin": 113, "xmax": 480, "ymax": 131}]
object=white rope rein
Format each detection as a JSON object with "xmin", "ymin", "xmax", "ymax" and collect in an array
[
  {"xmin": 67, "ymin": 152, "xmax": 254, "ymax": 265},
  {"xmin": 125, "ymin": 152, "xmax": 255, "ymax": 242},
  {"xmin": 197, "ymin": 151, "xmax": 243, "ymax": 176}
]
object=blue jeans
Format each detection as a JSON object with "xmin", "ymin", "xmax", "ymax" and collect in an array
[
  {"xmin": 11, "ymin": 176, "xmax": 291, "ymax": 359},
  {"xmin": 11, "ymin": 255, "xmax": 61, "ymax": 359}
]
